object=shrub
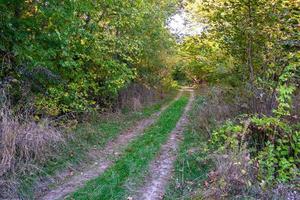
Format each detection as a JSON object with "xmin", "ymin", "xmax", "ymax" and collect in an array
[
  {"xmin": 202, "ymin": 144, "xmax": 299, "ymax": 200},
  {"xmin": 210, "ymin": 116, "xmax": 299, "ymax": 185},
  {"xmin": 209, "ymin": 64, "xmax": 299, "ymax": 185},
  {"xmin": 203, "ymin": 147, "xmax": 255, "ymax": 199}
]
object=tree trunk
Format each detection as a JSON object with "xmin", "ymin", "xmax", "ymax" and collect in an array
[{"xmin": 247, "ymin": 0, "xmax": 256, "ymax": 112}]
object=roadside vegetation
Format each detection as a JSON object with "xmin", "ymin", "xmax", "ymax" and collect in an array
[
  {"xmin": 166, "ymin": 85, "xmax": 299, "ymax": 199},
  {"xmin": 169, "ymin": 0, "xmax": 299, "ymax": 199}
]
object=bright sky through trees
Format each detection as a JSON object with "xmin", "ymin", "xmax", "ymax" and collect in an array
[{"xmin": 167, "ymin": 9, "xmax": 205, "ymax": 38}]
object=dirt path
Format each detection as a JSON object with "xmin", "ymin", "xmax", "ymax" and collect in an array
[
  {"xmin": 135, "ymin": 89, "xmax": 194, "ymax": 200},
  {"xmin": 38, "ymin": 94, "xmax": 181, "ymax": 200}
]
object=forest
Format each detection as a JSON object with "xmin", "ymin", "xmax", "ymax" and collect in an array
[{"xmin": 0, "ymin": 0, "xmax": 299, "ymax": 199}]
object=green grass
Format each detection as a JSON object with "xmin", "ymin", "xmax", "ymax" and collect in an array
[
  {"xmin": 69, "ymin": 96, "xmax": 189, "ymax": 200},
  {"xmin": 163, "ymin": 96, "xmax": 213, "ymax": 200},
  {"xmin": 18, "ymin": 95, "xmax": 175, "ymax": 199}
]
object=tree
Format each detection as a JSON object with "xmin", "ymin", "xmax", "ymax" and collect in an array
[{"xmin": 184, "ymin": 0, "xmax": 299, "ymax": 112}]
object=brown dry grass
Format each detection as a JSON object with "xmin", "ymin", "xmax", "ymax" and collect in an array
[
  {"xmin": 193, "ymin": 85, "xmax": 248, "ymax": 138},
  {"xmin": 117, "ymin": 83, "xmax": 164, "ymax": 111},
  {"xmin": 0, "ymin": 95, "xmax": 64, "ymax": 198},
  {"xmin": 202, "ymin": 147, "xmax": 256, "ymax": 199}
]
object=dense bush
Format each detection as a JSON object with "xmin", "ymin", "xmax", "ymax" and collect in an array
[
  {"xmin": 211, "ymin": 116, "xmax": 299, "ymax": 184},
  {"xmin": 188, "ymin": 85, "xmax": 299, "ymax": 199},
  {"xmin": 204, "ymin": 65, "xmax": 300, "ymax": 198},
  {"xmin": 0, "ymin": 0, "xmax": 178, "ymax": 116}
]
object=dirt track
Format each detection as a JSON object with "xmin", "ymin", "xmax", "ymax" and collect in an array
[
  {"xmin": 38, "ymin": 94, "xmax": 181, "ymax": 200},
  {"xmin": 135, "ymin": 88, "xmax": 194, "ymax": 200}
]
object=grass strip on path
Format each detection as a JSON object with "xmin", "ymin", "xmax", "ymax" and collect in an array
[{"xmin": 69, "ymin": 96, "xmax": 189, "ymax": 200}]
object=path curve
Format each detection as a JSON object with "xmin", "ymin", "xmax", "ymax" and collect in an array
[
  {"xmin": 135, "ymin": 88, "xmax": 194, "ymax": 200},
  {"xmin": 38, "ymin": 93, "xmax": 181, "ymax": 200}
]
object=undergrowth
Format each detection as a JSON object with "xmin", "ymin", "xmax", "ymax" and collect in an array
[
  {"xmin": 203, "ymin": 66, "xmax": 299, "ymax": 199},
  {"xmin": 0, "ymin": 99, "xmax": 64, "ymax": 198}
]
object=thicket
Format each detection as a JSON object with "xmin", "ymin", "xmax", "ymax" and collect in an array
[
  {"xmin": 178, "ymin": 0, "xmax": 299, "ymax": 198},
  {"xmin": 0, "ymin": 0, "xmax": 178, "ymax": 116}
]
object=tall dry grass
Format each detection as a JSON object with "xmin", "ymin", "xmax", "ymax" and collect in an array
[
  {"xmin": 0, "ymin": 91, "xmax": 64, "ymax": 198},
  {"xmin": 193, "ymin": 85, "xmax": 249, "ymax": 138},
  {"xmin": 117, "ymin": 83, "xmax": 164, "ymax": 111}
]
